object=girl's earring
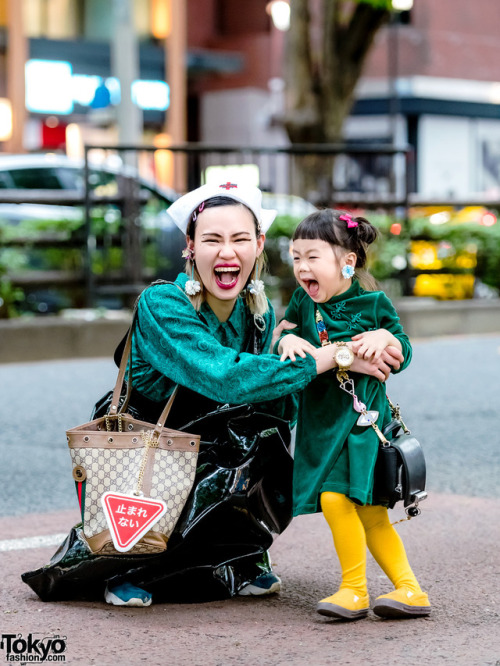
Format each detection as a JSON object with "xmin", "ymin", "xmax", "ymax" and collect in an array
[
  {"xmin": 247, "ymin": 260, "xmax": 265, "ymax": 295},
  {"xmin": 342, "ymin": 265, "xmax": 355, "ymax": 280},
  {"xmin": 185, "ymin": 262, "xmax": 201, "ymax": 295}
]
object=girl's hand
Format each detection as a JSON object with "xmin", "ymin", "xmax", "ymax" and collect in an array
[
  {"xmin": 351, "ymin": 329, "xmax": 402, "ymax": 361},
  {"xmin": 271, "ymin": 319, "xmax": 297, "ymax": 351},
  {"xmin": 279, "ymin": 334, "xmax": 317, "ymax": 362}
]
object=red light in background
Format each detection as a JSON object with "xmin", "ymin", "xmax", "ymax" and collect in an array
[
  {"xmin": 42, "ymin": 121, "xmax": 67, "ymax": 149},
  {"xmin": 481, "ymin": 212, "xmax": 497, "ymax": 227},
  {"xmin": 390, "ymin": 223, "xmax": 402, "ymax": 235}
]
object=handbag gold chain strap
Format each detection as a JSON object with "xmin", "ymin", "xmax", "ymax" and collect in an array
[
  {"xmin": 105, "ymin": 414, "xmax": 123, "ymax": 432},
  {"xmin": 104, "ymin": 413, "xmax": 156, "ymax": 495},
  {"xmin": 135, "ymin": 430, "xmax": 159, "ymax": 496}
]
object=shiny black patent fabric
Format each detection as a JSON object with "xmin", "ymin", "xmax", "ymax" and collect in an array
[
  {"xmin": 21, "ymin": 394, "xmax": 293, "ymax": 602},
  {"xmin": 22, "ymin": 283, "xmax": 293, "ymax": 602}
]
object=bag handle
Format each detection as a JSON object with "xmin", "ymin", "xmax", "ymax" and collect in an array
[
  {"xmin": 108, "ymin": 280, "xmax": 181, "ymax": 426},
  {"xmin": 358, "ymin": 394, "xmax": 410, "ymax": 447},
  {"xmin": 386, "ymin": 397, "xmax": 411, "ymax": 435},
  {"xmin": 108, "ymin": 323, "xmax": 135, "ymax": 416},
  {"xmin": 107, "ymin": 322, "xmax": 179, "ymax": 433},
  {"xmin": 151, "ymin": 385, "xmax": 179, "ymax": 437}
]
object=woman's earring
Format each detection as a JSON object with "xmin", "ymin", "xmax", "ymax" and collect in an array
[
  {"xmin": 185, "ymin": 262, "xmax": 201, "ymax": 295},
  {"xmin": 247, "ymin": 261, "xmax": 265, "ymax": 295},
  {"xmin": 181, "ymin": 247, "xmax": 195, "ymax": 261},
  {"xmin": 342, "ymin": 265, "xmax": 355, "ymax": 280}
]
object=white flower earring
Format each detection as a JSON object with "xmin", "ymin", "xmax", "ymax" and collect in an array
[
  {"xmin": 184, "ymin": 256, "xmax": 201, "ymax": 296},
  {"xmin": 247, "ymin": 260, "xmax": 265, "ymax": 295},
  {"xmin": 342, "ymin": 265, "xmax": 355, "ymax": 280}
]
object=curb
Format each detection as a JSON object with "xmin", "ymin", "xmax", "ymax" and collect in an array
[{"xmin": 0, "ymin": 313, "xmax": 132, "ymax": 363}]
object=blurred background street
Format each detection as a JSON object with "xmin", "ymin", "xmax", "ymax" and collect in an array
[
  {"xmin": 1, "ymin": 0, "xmax": 500, "ymax": 320},
  {"xmin": 1, "ymin": 0, "xmax": 500, "ymax": 663}
]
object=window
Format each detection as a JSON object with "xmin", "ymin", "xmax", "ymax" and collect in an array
[
  {"xmin": 8, "ymin": 167, "xmax": 64, "ymax": 189},
  {"xmin": 217, "ymin": 0, "xmax": 270, "ymax": 35},
  {"xmin": 23, "ymin": 0, "xmax": 82, "ymax": 38},
  {"xmin": 0, "ymin": 172, "xmax": 14, "ymax": 189}
]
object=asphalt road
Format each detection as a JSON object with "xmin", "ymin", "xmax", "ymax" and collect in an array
[{"xmin": 1, "ymin": 335, "xmax": 499, "ymax": 666}]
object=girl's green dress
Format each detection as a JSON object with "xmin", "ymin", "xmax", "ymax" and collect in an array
[{"xmin": 279, "ymin": 280, "xmax": 412, "ymax": 514}]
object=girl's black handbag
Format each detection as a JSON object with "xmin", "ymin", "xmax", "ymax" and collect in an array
[{"xmin": 372, "ymin": 402, "xmax": 427, "ymax": 514}]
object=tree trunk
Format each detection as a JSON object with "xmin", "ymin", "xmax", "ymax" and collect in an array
[{"xmin": 283, "ymin": 0, "xmax": 390, "ymax": 204}]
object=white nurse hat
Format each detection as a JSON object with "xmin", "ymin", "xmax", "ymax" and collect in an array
[{"xmin": 166, "ymin": 182, "xmax": 277, "ymax": 235}]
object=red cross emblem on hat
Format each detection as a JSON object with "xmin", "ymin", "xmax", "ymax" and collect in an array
[{"xmin": 219, "ymin": 182, "xmax": 237, "ymax": 190}]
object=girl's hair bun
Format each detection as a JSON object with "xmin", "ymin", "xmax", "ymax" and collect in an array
[{"xmin": 354, "ymin": 216, "xmax": 378, "ymax": 246}]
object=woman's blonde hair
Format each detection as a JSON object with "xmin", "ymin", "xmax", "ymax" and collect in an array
[{"xmin": 184, "ymin": 197, "xmax": 269, "ymax": 316}]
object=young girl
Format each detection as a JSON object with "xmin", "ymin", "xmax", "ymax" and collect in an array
[{"xmin": 277, "ymin": 209, "xmax": 431, "ymax": 621}]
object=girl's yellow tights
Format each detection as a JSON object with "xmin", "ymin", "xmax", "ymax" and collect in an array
[{"xmin": 320, "ymin": 491, "xmax": 422, "ymax": 596}]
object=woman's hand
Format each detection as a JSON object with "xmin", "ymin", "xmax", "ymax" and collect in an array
[
  {"xmin": 271, "ymin": 319, "xmax": 298, "ymax": 351},
  {"xmin": 351, "ymin": 329, "xmax": 402, "ymax": 361},
  {"xmin": 279, "ymin": 334, "xmax": 317, "ymax": 362},
  {"xmin": 351, "ymin": 344, "xmax": 404, "ymax": 381},
  {"xmin": 381, "ymin": 345, "xmax": 404, "ymax": 371}
]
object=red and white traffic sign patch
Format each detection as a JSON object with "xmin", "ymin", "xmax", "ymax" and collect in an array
[{"xmin": 101, "ymin": 492, "xmax": 167, "ymax": 552}]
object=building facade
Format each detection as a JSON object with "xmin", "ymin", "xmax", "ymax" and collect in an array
[{"xmin": 1, "ymin": 0, "xmax": 499, "ymax": 198}]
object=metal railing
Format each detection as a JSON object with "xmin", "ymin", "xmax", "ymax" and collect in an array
[{"xmin": 2, "ymin": 142, "xmax": 498, "ymax": 314}]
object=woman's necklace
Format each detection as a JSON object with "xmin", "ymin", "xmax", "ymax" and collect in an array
[{"xmin": 315, "ymin": 306, "xmax": 380, "ymax": 428}]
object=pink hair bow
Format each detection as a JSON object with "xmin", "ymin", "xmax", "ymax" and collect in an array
[{"xmin": 339, "ymin": 213, "xmax": 358, "ymax": 229}]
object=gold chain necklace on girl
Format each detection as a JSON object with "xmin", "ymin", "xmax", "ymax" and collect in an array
[{"xmin": 315, "ymin": 306, "xmax": 385, "ymax": 434}]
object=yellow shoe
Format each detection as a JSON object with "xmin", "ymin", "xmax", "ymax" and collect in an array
[
  {"xmin": 316, "ymin": 588, "xmax": 369, "ymax": 621},
  {"xmin": 373, "ymin": 586, "xmax": 431, "ymax": 619}
]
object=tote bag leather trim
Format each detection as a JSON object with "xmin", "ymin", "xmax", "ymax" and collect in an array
[{"xmin": 86, "ymin": 529, "xmax": 168, "ymax": 555}]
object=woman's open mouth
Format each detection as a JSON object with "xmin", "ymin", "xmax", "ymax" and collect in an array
[{"xmin": 214, "ymin": 265, "xmax": 241, "ymax": 290}]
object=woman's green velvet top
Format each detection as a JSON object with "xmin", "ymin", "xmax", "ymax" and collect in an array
[{"xmin": 129, "ymin": 274, "xmax": 317, "ymax": 408}]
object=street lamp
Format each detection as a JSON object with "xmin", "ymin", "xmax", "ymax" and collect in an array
[
  {"xmin": 0, "ymin": 99, "xmax": 13, "ymax": 141},
  {"xmin": 388, "ymin": 0, "xmax": 413, "ymax": 144},
  {"xmin": 266, "ymin": 1, "xmax": 290, "ymax": 32},
  {"xmin": 389, "ymin": 0, "xmax": 414, "ymax": 297},
  {"xmin": 392, "ymin": 0, "xmax": 413, "ymax": 10}
]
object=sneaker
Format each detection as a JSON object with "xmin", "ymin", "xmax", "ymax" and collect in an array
[
  {"xmin": 105, "ymin": 582, "xmax": 152, "ymax": 607},
  {"xmin": 238, "ymin": 572, "xmax": 282, "ymax": 596},
  {"xmin": 373, "ymin": 586, "xmax": 431, "ymax": 619},
  {"xmin": 317, "ymin": 588, "xmax": 370, "ymax": 621}
]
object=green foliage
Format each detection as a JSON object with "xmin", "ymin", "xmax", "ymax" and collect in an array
[
  {"xmin": 266, "ymin": 214, "xmax": 304, "ymax": 240},
  {"xmin": 0, "ymin": 267, "xmax": 24, "ymax": 319},
  {"xmin": 0, "ymin": 205, "xmax": 171, "ymax": 316},
  {"xmin": 369, "ymin": 234, "xmax": 408, "ymax": 281},
  {"xmin": 409, "ymin": 215, "xmax": 500, "ymax": 291},
  {"xmin": 356, "ymin": 0, "xmax": 392, "ymax": 8},
  {"xmin": 0, "ymin": 216, "xmax": 82, "ymax": 242}
]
